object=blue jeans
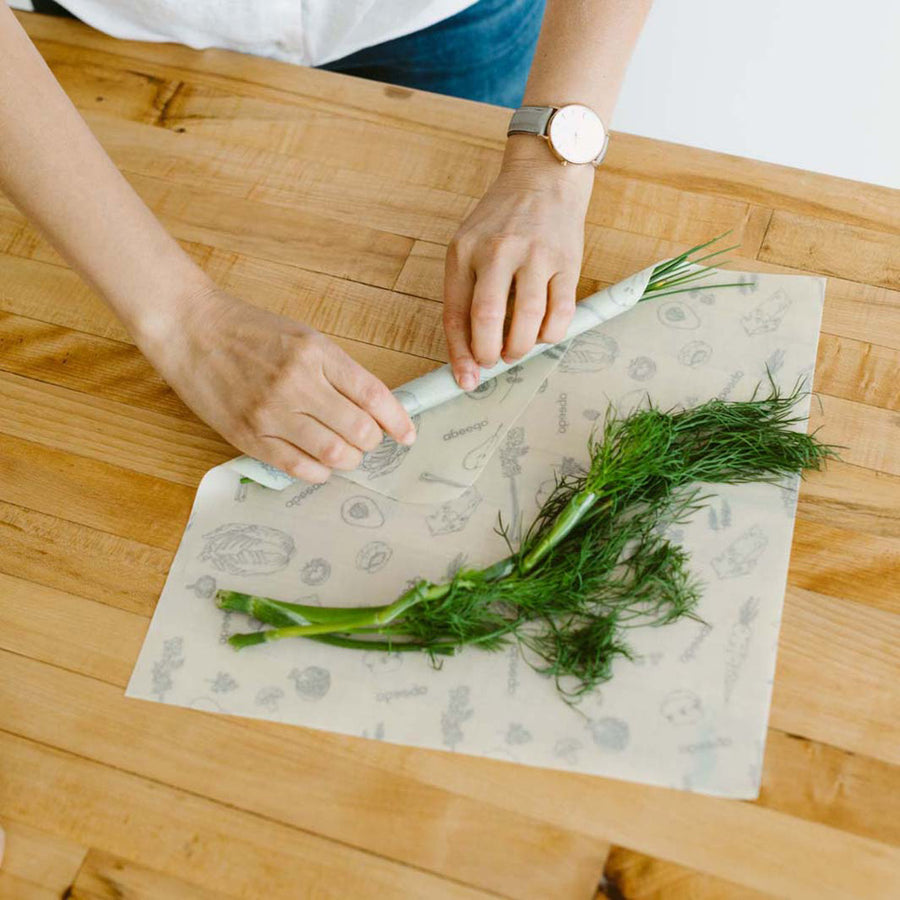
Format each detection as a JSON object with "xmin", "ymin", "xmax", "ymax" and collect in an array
[{"xmin": 317, "ymin": 0, "xmax": 547, "ymax": 108}]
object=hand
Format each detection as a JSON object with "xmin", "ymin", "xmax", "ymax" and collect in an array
[
  {"xmin": 443, "ymin": 137, "xmax": 595, "ymax": 390},
  {"xmin": 136, "ymin": 285, "xmax": 417, "ymax": 483}
]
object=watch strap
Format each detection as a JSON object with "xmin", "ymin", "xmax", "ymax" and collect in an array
[
  {"xmin": 507, "ymin": 105, "xmax": 555, "ymax": 137},
  {"xmin": 507, "ymin": 105, "xmax": 609, "ymax": 167}
]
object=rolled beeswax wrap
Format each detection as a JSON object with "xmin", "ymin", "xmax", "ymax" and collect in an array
[
  {"xmin": 127, "ymin": 269, "xmax": 824, "ymax": 798},
  {"xmin": 226, "ymin": 262, "xmax": 657, "ymax": 498}
]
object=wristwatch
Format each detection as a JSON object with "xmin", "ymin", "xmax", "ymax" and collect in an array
[{"xmin": 507, "ymin": 104, "xmax": 609, "ymax": 167}]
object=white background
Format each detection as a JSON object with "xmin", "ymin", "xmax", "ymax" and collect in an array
[
  {"xmin": 614, "ymin": 0, "xmax": 900, "ymax": 188},
  {"xmin": 10, "ymin": 0, "xmax": 900, "ymax": 188}
]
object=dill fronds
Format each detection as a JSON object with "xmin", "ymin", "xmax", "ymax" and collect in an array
[{"xmin": 217, "ymin": 374, "xmax": 838, "ymax": 698}]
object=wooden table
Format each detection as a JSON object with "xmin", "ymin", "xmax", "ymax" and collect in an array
[{"xmin": 1, "ymin": 11, "xmax": 898, "ymax": 899}]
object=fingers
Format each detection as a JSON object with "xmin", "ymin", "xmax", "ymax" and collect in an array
[
  {"xmin": 324, "ymin": 350, "xmax": 416, "ymax": 445},
  {"xmin": 443, "ymin": 247, "xmax": 478, "ymax": 390},
  {"xmin": 470, "ymin": 258, "xmax": 515, "ymax": 369},
  {"xmin": 255, "ymin": 433, "xmax": 332, "ymax": 484},
  {"xmin": 282, "ymin": 412, "xmax": 366, "ymax": 471},
  {"xmin": 503, "ymin": 264, "xmax": 549, "ymax": 362},
  {"xmin": 539, "ymin": 271, "xmax": 578, "ymax": 345},
  {"xmin": 308, "ymin": 385, "xmax": 384, "ymax": 454}
]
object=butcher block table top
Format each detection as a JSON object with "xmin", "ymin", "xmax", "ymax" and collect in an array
[{"xmin": 2, "ymin": 10, "xmax": 899, "ymax": 900}]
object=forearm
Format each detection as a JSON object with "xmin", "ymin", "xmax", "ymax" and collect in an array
[
  {"xmin": 504, "ymin": 0, "xmax": 652, "ymax": 172},
  {"xmin": 0, "ymin": 7, "xmax": 211, "ymax": 342}
]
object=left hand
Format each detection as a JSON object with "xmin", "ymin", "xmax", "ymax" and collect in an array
[{"xmin": 443, "ymin": 137, "xmax": 595, "ymax": 390}]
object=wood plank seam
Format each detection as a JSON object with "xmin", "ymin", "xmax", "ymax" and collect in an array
[
  {"xmin": 745, "ymin": 251, "xmax": 900, "ymax": 296},
  {"xmin": 754, "ymin": 208, "xmax": 775, "ymax": 260},
  {"xmin": 0, "ymin": 719, "xmax": 514, "ymax": 900},
  {"xmin": 0, "ymin": 490, "xmax": 178, "ymax": 563}
]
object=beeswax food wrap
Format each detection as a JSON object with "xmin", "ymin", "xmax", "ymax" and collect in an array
[{"xmin": 127, "ymin": 266, "xmax": 824, "ymax": 799}]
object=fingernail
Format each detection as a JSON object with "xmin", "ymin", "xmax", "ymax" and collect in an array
[
  {"xmin": 460, "ymin": 371, "xmax": 477, "ymax": 391},
  {"xmin": 400, "ymin": 427, "xmax": 417, "ymax": 445}
]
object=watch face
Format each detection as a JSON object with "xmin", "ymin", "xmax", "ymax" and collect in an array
[{"xmin": 547, "ymin": 104, "xmax": 606, "ymax": 165}]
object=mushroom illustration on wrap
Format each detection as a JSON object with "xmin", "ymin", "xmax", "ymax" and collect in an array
[
  {"xmin": 499, "ymin": 426, "xmax": 529, "ymax": 544},
  {"xmin": 198, "ymin": 523, "xmax": 295, "ymax": 575}
]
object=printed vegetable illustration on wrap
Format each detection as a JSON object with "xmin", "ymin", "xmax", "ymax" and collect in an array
[{"xmin": 199, "ymin": 523, "xmax": 295, "ymax": 576}]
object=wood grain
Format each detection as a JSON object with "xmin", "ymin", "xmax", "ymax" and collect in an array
[
  {"xmin": 0, "ymin": 652, "xmax": 606, "ymax": 900},
  {"xmin": 0, "ymin": 731, "xmax": 499, "ymax": 900},
  {"xmin": 760, "ymin": 211, "xmax": 900, "ymax": 291},
  {"xmin": 71, "ymin": 849, "xmax": 235, "ymax": 900},
  {"xmin": 5, "ymin": 563, "xmax": 899, "ymax": 857},
  {"xmin": 2, "ymin": 10, "xmax": 898, "ymax": 899},
  {"xmin": 0, "ymin": 818, "xmax": 87, "ymax": 895},
  {"xmin": 602, "ymin": 846, "xmax": 772, "ymax": 900},
  {"xmin": 0, "ymin": 498, "xmax": 171, "ymax": 615}
]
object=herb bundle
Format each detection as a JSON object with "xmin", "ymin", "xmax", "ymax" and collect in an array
[{"xmin": 217, "ymin": 376, "xmax": 836, "ymax": 697}]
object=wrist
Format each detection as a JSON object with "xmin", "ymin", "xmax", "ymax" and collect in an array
[
  {"xmin": 123, "ymin": 258, "xmax": 217, "ymax": 353},
  {"xmin": 500, "ymin": 134, "xmax": 595, "ymax": 198}
]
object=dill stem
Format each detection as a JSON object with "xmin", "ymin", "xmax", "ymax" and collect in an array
[
  {"xmin": 229, "ymin": 580, "xmax": 452, "ymax": 646},
  {"xmin": 520, "ymin": 492, "xmax": 610, "ymax": 573},
  {"xmin": 216, "ymin": 589, "xmax": 387, "ymax": 627}
]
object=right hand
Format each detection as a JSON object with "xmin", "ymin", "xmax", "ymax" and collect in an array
[{"xmin": 136, "ymin": 285, "xmax": 417, "ymax": 483}]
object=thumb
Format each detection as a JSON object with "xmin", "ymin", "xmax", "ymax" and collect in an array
[{"xmin": 443, "ymin": 249, "xmax": 478, "ymax": 391}]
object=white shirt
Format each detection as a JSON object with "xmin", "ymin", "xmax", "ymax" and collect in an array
[{"xmin": 52, "ymin": 0, "xmax": 480, "ymax": 67}]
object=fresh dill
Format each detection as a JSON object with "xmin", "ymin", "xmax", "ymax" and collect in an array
[{"xmin": 217, "ymin": 374, "xmax": 838, "ymax": 698}]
